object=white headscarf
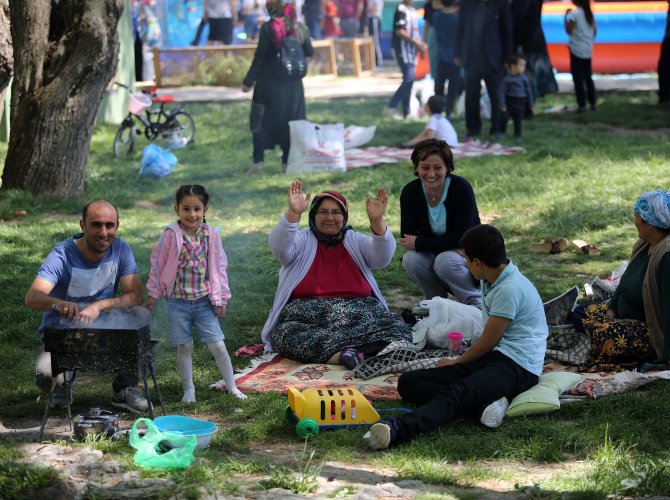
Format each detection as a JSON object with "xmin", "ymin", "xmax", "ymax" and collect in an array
[{"xmin": 634, "ymin": 190, "xmax": 670, "ymax": 229}]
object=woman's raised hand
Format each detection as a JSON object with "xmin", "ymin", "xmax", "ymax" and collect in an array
[
  {"xmin": 366, "ymin": 188, "xmax": 388, "ymax": 221},
  {"xmin": 367, "ymin": 188, "xmax": 388, "ymax": 236},
  {"xmin": 286, "ymin": 179, "xmax": 311, "ymax": 222}
]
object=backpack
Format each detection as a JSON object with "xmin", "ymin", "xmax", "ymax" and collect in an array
[{"xmin": 277, "ymin": 35, "xmax": 307, "ymax": 80}]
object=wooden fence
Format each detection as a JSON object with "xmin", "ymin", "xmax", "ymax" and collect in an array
[{"xmin": 151, "ymin": 37, "xmax": 375, "ymax": 87}]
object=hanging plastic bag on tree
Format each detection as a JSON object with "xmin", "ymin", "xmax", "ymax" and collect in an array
[
  {"xmin": 139, "ymin": 144, "xmax": 177, "ymax": 178},
  {"xmin": 129, "ymin": 417, "xmax": 197, "ymax": 470}
]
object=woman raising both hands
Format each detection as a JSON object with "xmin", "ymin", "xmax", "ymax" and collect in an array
[{"xmin": 259, "ymin": 180, "xmax": 413, "ymax": 370}]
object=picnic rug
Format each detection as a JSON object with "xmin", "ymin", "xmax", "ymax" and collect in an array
[
  {"xmin": 226, "ymin": 353, "xmax": 670, "ymax": 402},
  {"xmin": 231, "ymin": 353, "xmax": 403, "ymax": 400},
  {"xmin": 345, "ymin": 140, "xmax": 526, "ymax": 170}
]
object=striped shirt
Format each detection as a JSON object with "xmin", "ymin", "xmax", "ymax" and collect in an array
[
  {"xmin": 173, "ymin": 225, "xmax": 211, "ymax": 300},
  {"xmin": 392, "ymin": 3, "xmax": 418, "ymax": 64}
]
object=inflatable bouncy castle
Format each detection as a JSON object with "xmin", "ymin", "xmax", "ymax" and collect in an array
[
  {"xmin": 542, "ymin": 1, "xmax": 668, "ymax": 74},
  {"xmin": 412, "ymin": 0, "xmax": 668, "ymax": 79}
]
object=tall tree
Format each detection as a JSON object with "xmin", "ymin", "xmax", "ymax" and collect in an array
[
  {"xmin": 1, "ymin": 0, "xmax": 123, "ymax": 196},
  {"xmin": 0, "ymin": 3, "xmax": 13, "ymax": 123}
]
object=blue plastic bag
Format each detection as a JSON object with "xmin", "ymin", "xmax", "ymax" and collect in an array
[{"xmin": 139, "ymin": 144, "xmax": 177, "ymax": 178}]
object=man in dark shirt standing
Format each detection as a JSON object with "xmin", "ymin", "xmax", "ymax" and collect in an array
[{"xmin": 454, "ymin": 0, "xmax": 512, "ymax": 139}]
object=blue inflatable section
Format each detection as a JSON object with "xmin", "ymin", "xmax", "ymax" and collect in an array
[
  {"xmin": 158, "ymin": 0, "xmax": 248, "ymax": 48},
  {"xmin": 542, "ymin": 11, "xmax": 666, "ymax": 44}
]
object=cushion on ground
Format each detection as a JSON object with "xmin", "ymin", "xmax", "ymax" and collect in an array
[{"xmin": 505, "ymin": 371, "xmax": 582, "ymax": 417}]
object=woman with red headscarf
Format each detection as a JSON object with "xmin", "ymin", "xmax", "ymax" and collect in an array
[
  {"xmin": 259, "ymin": 180, "xmax": 413, "ymax": 369},
  {"xmin": 242, "ymin": 0, "xmax": 314, "ymax": 174}
]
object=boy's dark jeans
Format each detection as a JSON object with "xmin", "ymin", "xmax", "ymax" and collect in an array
[{"xmin": 392, "ymin": 350, "xmax": 538, "ymax": 445}]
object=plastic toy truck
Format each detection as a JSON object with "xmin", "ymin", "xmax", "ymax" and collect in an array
[{"xmin": 286, "ymin": 386, "xmax": 380, "ymax": 437}]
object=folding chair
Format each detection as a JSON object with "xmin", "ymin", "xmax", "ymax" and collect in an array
[{"xmin": 38, "ymin": 325, "xmax": 166, "ymax": 441}]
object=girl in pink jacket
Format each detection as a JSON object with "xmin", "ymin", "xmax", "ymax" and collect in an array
[{"xmin": 145, "ymin": 185, "xmax": 245, "ymax": 402}]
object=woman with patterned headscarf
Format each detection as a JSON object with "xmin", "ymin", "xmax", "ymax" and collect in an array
[
  {"xmin": 259, "ymin": 180, "xmax": 413, "ymax": 369},
  {"xmin": 242, "ymin": 0, "xmax": 314, "ymax": 175},
  {"xmin": 578, "ymin": 190, "xmax": 670, "ymax": 371}
]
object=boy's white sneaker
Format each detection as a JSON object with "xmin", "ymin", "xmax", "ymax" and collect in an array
[
  {"xmin": 363, "ymin": 422, "xmax": 391, "ymax": 450},
  {"xmin": 480, "ymin": 396, "xmax": 509, "ymax": 428}
]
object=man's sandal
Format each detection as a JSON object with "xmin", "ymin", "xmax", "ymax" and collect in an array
[
  {"xmin": 572, "ymin": 239, "xmax": 600, "ymax": 256},
  {"xmin": 529, "ymin": 237, "xmax": 569, "ymax": 254}
]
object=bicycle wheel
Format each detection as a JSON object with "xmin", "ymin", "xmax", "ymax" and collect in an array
[
  {"xmin": 113, "ymin": 120, "xmax": 136, "ymax": 158},
  {"xmin": 171, "ymin": 111, "xmax": 195, "ymax": 144}
]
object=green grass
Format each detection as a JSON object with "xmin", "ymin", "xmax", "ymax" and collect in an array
[{"xmin": 1, "ymin": 88, "xmax": 670, "ymax": 497}]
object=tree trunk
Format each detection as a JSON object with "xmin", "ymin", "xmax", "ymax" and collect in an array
[
  {"xmin": 0, "ymin": 3, "xmax": 13, "ymax": 124},
  {"xmin": 1, "ymin": 0, "xmax": 123, "ymax": 197}
]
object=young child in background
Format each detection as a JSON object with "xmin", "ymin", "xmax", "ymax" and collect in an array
[
  {"xmin": 565, "ymin": 0, "xmax": 597, "ymax": 112},
  {"xmin": 499, "ymin": 54, "xmax": 534, "ymax": 139},
  {"xmin": 401, "ymin": 95, "xmax": 458, "ymax": 148},
  {"xmin": 145, "ymin": 185, "xmax": 246, "ymax": 402},
  {"xmin": 322, "ymin": 0, "xmax": 342, "ymax": 38}
]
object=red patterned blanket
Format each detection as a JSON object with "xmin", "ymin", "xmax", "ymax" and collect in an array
[{"xmin": 345, "ymin": 140, "xmax": 526, "ymax": 170}]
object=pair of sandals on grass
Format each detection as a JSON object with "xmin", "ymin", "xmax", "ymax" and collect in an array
[{"xmin": 529, "ymin": 237, "xmax": 600, "ymax": 256}]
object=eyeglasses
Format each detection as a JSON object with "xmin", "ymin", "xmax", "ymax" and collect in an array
[{"xmin": 316, "ymin": 209, "xmax": 344, "ymax": 217}]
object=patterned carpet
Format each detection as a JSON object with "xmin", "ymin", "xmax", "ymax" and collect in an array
[
  {"xmin": 345, "ymin": 140, "xmax": 526, "ymax": 170},
  {"xmin": 234, "ymin": 354, "xmax": 402, "ymax": 401},
  {"xmin": 230, "ymin": 354, "xmax": 670, "ymax": 403}
]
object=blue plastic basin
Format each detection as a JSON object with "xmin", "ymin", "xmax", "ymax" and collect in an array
[{"xmin": 154, "ymin": 415, "xmax": 217, "ymax": 449}]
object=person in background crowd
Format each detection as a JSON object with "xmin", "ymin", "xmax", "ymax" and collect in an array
[
  {"xmin": 431, "ymin": 0, "xmax": 461, "ymax": 119},
  {"xmin": 511, "ymin": 0, "xmax": 558, "ymax": 98},
  {"xmin": 564, "ymin": 0, "xmax": 597, "ymax": 112},
  {"xmin": 241, "ymin": 0, "xmax": 268, "ymax": 41},
  {"xmin": 322, "ymin": 0, "xmax": 342, "ymax": 37},
  {"xmin": 204, "ymin": 0, "xmax": 238, "ymax": 45},
  {"xmin": 422, "ymin": 0, "xmax": 438, "ymax": 81},
  {"xmin": 242, "ymin": 0, "xmax": 314, "ymax": 174},
  {"xmin": 657, "ymin": 0, "xmax": 670, "ymax": 104},
  {"xmin": 499, "ymin": 53, "xmax": 533, "ymax": 139},
  {"xmin": 303, "ymin": 0, "xmax": 324, "ymax": 39},
  {"xmin": 384, "ymin": 0, "xmax": 426, "ymax": 119},
  {"xmin": 367, "ymin": 0, "xmax": 384, "ymax": 67},
  {"xmin": 339, "ymin": 0, "xmax": 364, "ymax": 37},
  {"xmin": 454, "ymin": 0, "xmax": 512, "ymax": 139}
]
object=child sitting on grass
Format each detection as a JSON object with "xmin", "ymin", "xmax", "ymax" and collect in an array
[
  {"xmin": 400, "ymin": 95, "xmax": 458, "ymax": 148},
  {"xmin": 363, "ymin": 224, "xmax": 548, "ymax": 449}
]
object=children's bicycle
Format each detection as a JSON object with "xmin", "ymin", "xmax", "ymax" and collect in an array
[{"xmin": 113, "ymin": 83, "xmax": 196, "ymax": 158}]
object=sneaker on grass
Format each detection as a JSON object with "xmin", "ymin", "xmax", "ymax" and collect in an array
[
  {"xmin": 112, "ymin": 386, "xmax": 148, "ymax": 413},
  {"xmin": 480, "ymin": 396, "xmax": 509, "ymax": 428},
  {"xmin": 362, "ymin": 419, "xmax": 398, "ymax": 450}
]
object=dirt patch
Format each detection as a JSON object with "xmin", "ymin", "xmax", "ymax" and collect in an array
[
  {"xmin": 1, "ymin": 416, "xmax": 576, "ymax": 498},
  {"xmin": 384, "ymin": 287, "xmax": 422, "ymax": 313}
]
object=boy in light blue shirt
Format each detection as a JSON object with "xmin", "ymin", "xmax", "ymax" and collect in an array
[{"xmin": 364, "ymin": 224, "xmax": 548, "ymax": 449}]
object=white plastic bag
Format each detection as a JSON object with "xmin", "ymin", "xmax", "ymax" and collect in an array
[
  {"xmin": 412, "ymin": 297, "xmax": 483, "ymax": 348},
  {"xmin": 286, "ymin": 120, "xmax": 346, "ymax": 174},
  {"xmin": 343, "ymin": 125, "xmax": 376, "ymax": 149}
]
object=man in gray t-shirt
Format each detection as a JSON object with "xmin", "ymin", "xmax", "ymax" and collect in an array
[{"xmin": 25, "ymin": 200, "xmax": 149, "ymax": 413}]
